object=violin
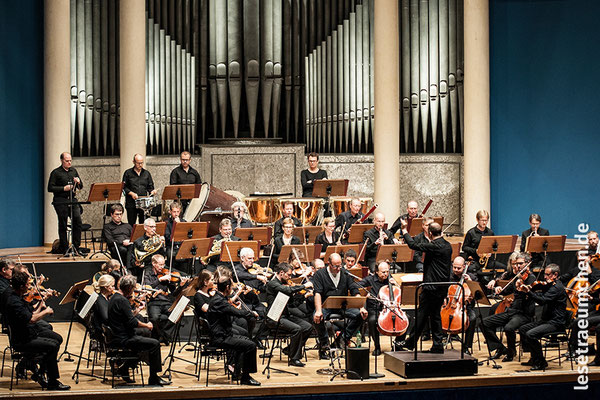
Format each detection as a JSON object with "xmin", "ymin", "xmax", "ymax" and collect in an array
[
  {"xmin": 494, "ymin": 294, "xmax": 514, "ymax": 314},
  {"xmin": 158, "ymin": 267, "xmax": 183, "ymax": 284},
  {"xmin": 440, "ymin": 273, "xmax": 471, "ymax": 334},
  {"xmin": 518, "ymin": 280, "xmax": 552, "ymax": 292},
  {"xmin": 590, "ymin": 253, "xmax": 600, "ymax": 268},
  {"xmin": 373, "ymin": 281, "xmax": 409, "ymax": 335},
  {"xmin": 286, "ymin": 279, "xmax": 313, "ymax": 297},
  {"xmin": 565, "ymin": 276, "xmax": 597, "ymax": 315},
  {"xmin": 247, "ymin": 263, "xmax": 273, "ymax": 278}
]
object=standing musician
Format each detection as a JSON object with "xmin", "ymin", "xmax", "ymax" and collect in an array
[
  {"xmin": 520, "ymin": 213, "xmax": 550, "ymax": 269},
  {"xmin": 169, "ymin": 151, "xmax": 201, "ymax": 213},
  {"xmin": 129, "ymin": 218, "xmax": 165, "ymax": 281},
  {"xmin": 358, "ymin": 262, "xmax": 401, "ymax": 356},
  {"xmin": 122, "ymin": 153, "xmax": 157, "ymax": 225},
  {"xmin": 0, "ymin": 270, "xmax": 70, "ymax": 390},
  {"xmin": 312, "ymin": 253, "xmax": 368, "ymax": 357},
  {"xmin": 397, "ymin": 220, "xmax": 452, "ymax": 354},
  {"xmin": 103, "ymin": 203, "xmax": 132, "ymax": 265},
  {"xmin": 266, "ymin": 263, "xmax": 314, "ymax": 367},
  {"xmin": 461, "ymin": 210, "xmax": 504, "ymax": 278},
  {"xmin": 231, "ymin": 201, "xmax": 254, "ymax": 233},
  {"xmin": 335, "ymin": 198, "xmax": 364, "ymax": 241},
  {"xmin": 447, "ymin": 256, "xmax": 477, "ymax": 353},
  {"xmin": 389, "ymin": 200, "xmax": 419, "ymax": 236},
  {"xmin": 300, "ymin": 152, "xmax": 328, "ymax": 198},
  {"xmin": 272, "ymin": 218, "xmax": 302, "ymax": 261},
  {"xmin": 273, "ymin": 201, "xmax": 302, "ymax": 238},
  {"xmin": 108, "ymin": 274, "xmax": 170, "ymax": 386},
  {"xmin": 518, "ymin": 264, "xmax": 569, "ymax": 370},
  {"xmin": 47, "ymin": 152, "xmax": 83, "ymax": 255},
  {"xmin": 204, "ymin": 219, "xmax": 241, "ymax": 272},
  {"xmin": 316, "ymin": 217, "xmax": 340, "ymax": 255},
  {"xmin": 207, "ymin": 274, "xmax": 261, "ymax": 386},
  {"xmin": 481, "ymin": 252, "xmax": 536, "ymax": 362},
  {"xmin": 363, "ymin": 213, "xmax": 400, "ymax": 273}
]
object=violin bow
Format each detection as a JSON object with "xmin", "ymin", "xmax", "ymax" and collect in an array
[{"xmin": 113, "ymin": 242, "xmax": 129, "ymax": 276}]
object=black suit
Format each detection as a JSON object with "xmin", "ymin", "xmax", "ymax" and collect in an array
[
  {"xmin": 363, "ymin": 227, "xmax": 394, "ymax": 273},
  {"xmin": 47, "ymin": 165, "xmax": 83, "ymax": 253},
  {"xmin": 520, "ymin": 227, "xmax": 550, "ymax": 267},
  {"xmin": 272, "ymin": 235, "xmax": 302, "ymax": 262}
]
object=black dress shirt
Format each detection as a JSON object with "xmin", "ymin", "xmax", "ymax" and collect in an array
[
  {"xmin": 193, "ymin": 291, "xmax": 211, "ymax": 318},
  {"xmin": 520, "ymin": 227, "xmax": 550, "ymax": 252},
  {"xmin": 273, "ymin": 216, "xmax": 302, "ymax": 238},
  {"xmin": 169, "ymin": 165, "xmax": 202, "ymax": 185},
  {"xmin": 122, "ymin": 167, "xmax": 155, "ymax": 208},
  {"xmin": 363, "ymin": 227, "xmax": 394, "ymax": 261},
  {"xmin": 266, "ymin": 276, "xmax": 308, "ymax": 316},
  {"xmin": 312, "ymin": 268, "xmax": 359, "ymax": 304},
  {"xmin": 528, "ymin": 280, "xmax": 569, "ymax": 327},
  {"xmin": 403, "ymin": 233, "xmax": 452, "ymax": 290},
  {"xmin": 273, "ymin": 235, "xmax": 302, "ymax": 261},
  {"xmin": 300, "ymin": 169, "xmax": 328, "ymax": 197},
  {"xmin": 108, "ymin": 292, "xmax": 139, "ymax": 344},
  {"xmin": 144, "ymin": 269, "xmax": 176, "ymax": 302},
  {"xmin": 234, "ymin": 263, "xmax": 266, "ymax": 292},
  {"xmin": 103, "ymin": 220, "xmax": 133, "ymax": 246},
  {"xmin": 164, "ymin": 217, "xmax": 187, "ymax": 242},
  {"xmin": 315, "ymin": 231, "xmax": 340, "ymax": 253},
  {"xmin": 47, "ymin": 166, "xmax": 83, "ymax": 203},
  {"xmin": 462, "ymin": 226, "xmax": 495, "ymax": 263},
  {"xmin": 0, "ymin": 276, "xmax": 10, "ymax": 295},
  {"xmin": 500, "ymin": 273, "xmax": 536, "ymax": 316},
  {"xmin": 231, "ymin": 218, "xmax": 254, "ymax": 233},
  {"xmin": 335, "ymin": 211, "xmax": 364, "ymax": 236},
  {"xmin": 1, "ymin": 288, "xmax": 35, "ymax": 345},
  {"xmin": 91, "ymin": 294, "xmax": 110, "ymax": 334},
  {"xmin": 207, "ymin": 291, "xmax": 254, "ymax": 338}
]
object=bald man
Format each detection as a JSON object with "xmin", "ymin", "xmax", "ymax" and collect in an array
[
  {"xmin": 390, "ymin": 200, "xmax": 419, "ymax": 235},
  {"xmin": 363, "ymin": 213, "xmax": 399, "ymax": 273},
  {"xmin": 122, "ymin": 153, "xmax": 156, "ymax": 225}
]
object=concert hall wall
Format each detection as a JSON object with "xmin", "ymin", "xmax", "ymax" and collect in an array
[
  {"xmin": 489, "ymin": 0, "xmax": 600, "ymax": 238},
  {"xmin": 0, "ymin": 1, "xmax": 44, "ymax": 249}
]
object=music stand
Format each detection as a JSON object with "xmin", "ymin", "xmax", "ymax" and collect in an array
[
  {"xmin": 58, "ymin": 279, "xmax": 90, "ymax": 362},
  {"xmin": 323, "ymin": 244, "xmax": 365, "ymax": 262},
  {"xmin": 477, "ymin": 235, "xmax": 518, "ymax": 276},
  {"xmin": 130, "ymin": 222, "xmax": 166, "ymax": 241},
  {"xmin": 451, "ymin": 242, "xmax": 462, "ymax": 261},
  {"xmin": 322, "ymin": 296, "xmax": 366, "ymax": 381},
  {"xmin": 408, "ymin": 217, "xmax": 444, "ymax": 237},
  {"xmin": 176, "ymin": 238, "xmax": 214, "ymax": 273},
  {"xmin": 313, "ymin": 179, "xmax": 349, "ymax": 218},
  {"xmin": 87, "ymin": 182, "xmax": 124, "ymax": 258},
  {"xmin": 293, "ymin": 226, "xmax": 322, "ymax": 244},
  {"xmin": 235, "ymin": 227, "xmax": 272, "ymax": 245},
  {"xmin": 278, "ymin": 244, "xmax": 319, "ymax": 263},
  {"xmin": 170, "ymin": 221, "xmax": 209, "ymax": 241},
  {"xmin": 525, "ymin": 235, "xmax": 566, "ymax": 276},
  {"xmin": 346, "ymin": 224, "xmax": 375, "ymax": 244},
  {"xmin": 221, "ymin": 241, "xmax": 261, "ymax": 263},
  {"xmin": 376, "ymin": 244, "xmax": 414, "ymax": 273},
  {"xmin": 162, "ymin": 184, "xmax": 201, "ymax": 203}
]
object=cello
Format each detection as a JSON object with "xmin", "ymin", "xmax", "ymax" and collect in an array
[
  {"xmin": 372, "ymin": 281, "xmax": 409, "ymax": 335},
  {"xmin": 440, "ymin": 272, "xmax": 471, "ymax": 334}
]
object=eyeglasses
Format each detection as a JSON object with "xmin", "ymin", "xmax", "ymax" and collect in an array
[
  {"xmin": 181, "ymin": 158, "xmax": 191, "ymax": 162},
  {"xmin": 514, "ymin": 262, "xmax": 526, "ymax": 266},
  {"xmin": 284, "ymin": 225, "xmax": 294, "ymax": 229}
]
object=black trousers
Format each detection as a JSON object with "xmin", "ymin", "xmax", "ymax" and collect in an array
[
  {"xmin": 147, "ymin": 300, "xmax": 176, "ymax": 342},
  {"xmin": 109, "ymin": 243, "xmax": 131, "ymax": 267},
  {"xmin": 520, "ymin": 321, "xmax": 563, "ymax": 361},
  {"xmin": 54, "ymin": 202, "xmax": 82, "ymax": 251},
  {"xmin": 268, "ymin": 315, "xmax": 312, "ymax": 361},
  {"xmin": 570, "ymin": 310, "xmax": 600, "ymax": 357},
  {"xmin": 405, "ymin": 289, "xmax": 446, "ymax": 349},
  {"xmin": 213, "ymin": 335, "xmax": 257, "ymax": 376},
  {"xmin": 481, "ymin": 310, "xmax": 531, "ymax": 354},
  {"xmin": 126, "ymin": 207, "xmax": 145, "ymax": 226},
  {"xmin": 313, "ymin": 308, "xmax": 363, "ymax": 347},
  {"xmin": 122, "ymin": 335, "xmax": 162, "ymax": 376},
  {"xmin": 15, "ymin": 329, "xmax": 63, "ymax": 382}
]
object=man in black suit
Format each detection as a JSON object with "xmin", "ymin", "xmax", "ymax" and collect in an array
[
  {"xmin": 520, "ymin": 213, "xmax": 550, "ymax": 269},
  {"xmin": 363, "ymin": 213, "xmax": 400, "ymax": 273},
  {"xmin": 273, "ymin": 201, "xmax": 302, "ymax": 238},
  {"xmin": 335, "ymin": 198, "xmax": 364, "ymax": 241}
]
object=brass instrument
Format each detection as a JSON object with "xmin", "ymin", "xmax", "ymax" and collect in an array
[
  {"xmin": 134, "ymin": 235, "xmax": 164, "ymax": 263},
  {"xmin": 479, "ymin": 253, "xmax": 491, "ymax": 269},
  {"xmin": 200, "ymin": 237, "xmax": 230, "ymax": 264}
]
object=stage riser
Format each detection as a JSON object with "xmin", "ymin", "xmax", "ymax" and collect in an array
[{"xmin": 384, "ymin": 350, "xmax": 478, "ymax": 379}]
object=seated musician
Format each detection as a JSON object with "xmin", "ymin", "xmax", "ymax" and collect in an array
[
  {"xmin": 363, "ymin": 213, "xmax": 400, "ymax": 273},
  {"xmin": 461, "ymin": 210, "xmax": 504, "ymax": 279},
  {"xmin": 192, "ymin": 270, "xmax": 215, "ymax": 319},
  {"xmin": 0, "ymin": 271, "xmax": 69, "ymax": 390},
  {"xmin": 164, "ymin": 202, "xmax": 191, "ymax": 272},
  {"xmin": 518, "ymin": 264, "xmax": 569, "ymax": 370},
  {"xmin": 312, "ymin": 253, "xmax": 368, "ymax": 357},
  {"xmin": 108, "ymin": 274, "xmax": 170, "ymax": 386},
  {"xmin": 93, "ymin": 259, "xmax": 123, "ymax": 287},
  {"xmin": 91, "ymin": 274, "xmax": 115, "ymax": 338},
  {"xmin": 560, "ymin": 230, "xmax": 599, "ymax": 283},
  {"xmin": 266, "ymin": 263, "xmax": 314, "ymax": 367},
  {"xmin": 203, "ymin": 218, "xmax": 241, "ymax": 272},
  {"xmin": 520, "ymin": 213, "xmax": 550, "ymax": 269},
  {"xmin": 358, "ymin": 261, "xmax": 401, "ymax": 356},
  {"xmin": 273, "ymin": 218, "xmax": 302, "ymax": 261},
  {"xmin": 342, "ymin": 249, "xmax": 358, "ymax": 270},
  {"xmin": 103, "ymin": 203, "xmax": 133, "ymax": 265},
  {"xmin": 448, "ymin": 256, "xmax": 478, "ymax": 354},
  {"xmin": 0, "ymin": 257, "xmax": 15, "ymax": 295},
  {"xmin": 129, "ymin": 218, "xmax": 165, "ymax": 281},
  {"xmin": 207, "ymin": 274, "xmax": 261, "ymax": 386},
  {"xmin": 300, "ymin": 152, "xmax": 328, "ymax": 198},
  {"xmin": 486, "ymin": 251, "xmax": 519, "ymax": 311},
  {"xmin": 568, "ymin": 265, "xmax": 600, "ymax": 366},
  {"xmin": 231, "ymin": 201, "xmax": 254, "ymax": 233},
  {"xmin": 389, "ymin": 200, "xmax": 419, "ymax": 236},
  {"xmin": 481, "ymin": 252, "xmax": 535, "ymax": 362},
  {"xmin": 273, "ymin": 201, "xmax": 302, "ymax": 238},
  {"xmin": 316, "ymin": 217, "xmax": 340, "ymax": 256},
  {"xmin": 335, "ymin": 198, "xmax": 364, "ymax": 242}
]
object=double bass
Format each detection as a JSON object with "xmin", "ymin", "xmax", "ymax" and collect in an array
[
  {"xmin": 372, "ymin": 281, "xmax": 409, "ymax": 335},
  {"xmin": 440, "ymin": 272, "xmax": 471, "ymax": 334}
]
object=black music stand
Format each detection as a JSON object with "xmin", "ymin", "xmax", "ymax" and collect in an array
[
  {"xmin": 87, "ymin": 182, "xmax": 124, "ymax": 259},
  {"xmin": 407, "ymin": 216, "xmax": 444, "ymax": 237},
  {"xmin": 477, "ymin": 235, "xmax": 518, "ymax": 276},
  {"xmin": 322, "ymin": 296, "xmax": 366, "ymax": 381},
  {"xmin": 346, "ymin": 224, "xmax": 375, "ymax": 244},
  {"xmin": 525, "ymin": 235, "xmax": 566, "ymax": 277},
  {"xmin": 176, "ymin": 238, "xmax": 214, "ymax": 274},
  {"xmin": 293, "ymin": 226, "xmax": 322, "ymax": 244},
  {"xmin": 313, "ymin": 179, "xmax": 348, "ymax": 218},
  {"xmin": 235, "ymin": 227, "xmax": 272, "ymax": 245},
  {"xmin": 376, "ymin": 244, "xmax": 414, "ymax": 273},
  {"xmin": 278, "ymin": 244, "xmax": 320, "ymax": 263},
  {"xmin": 58, "ymin": 279, "xmax": 91, "ymax": 362}
]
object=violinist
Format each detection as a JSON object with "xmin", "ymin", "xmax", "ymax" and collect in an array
[
  {"xmin": 358, "ymin": 262, "xmax": 401, "ymax": 356},
  {"xmin": 315, "ymin": 217, "xmax": 340, "ymax": 255},
  {"xmin": 567, "ymin": 269, "xmax": 600, "ymax": 366},
  {"xmin": 461, "ymin": 210, "xmax": 504, "ymax": 278},
  {"xmin": 486, "ymin": 251, "xmax": 519, "ymax": 311},
  {"xmin": 265, "ymin": 263, "xmax": 314, "ymax": 367},
  {"xmin": 107, "ymin": 274, "xmax": 170, "ymax": 386},
  {"xmin": 0, "ymin": 257, "xmax": 15, "ymax": 295},
  {"xmin": 90, "ymin": 274, "xmax": 115, "ymax": 337},
  {"xmin": 560, "ymin": 231, "xmax": 600, "ymax": 284},
  {"xmin": 335, "ymin": 198, "xmax": 364, "ymax": 241},
  {"xmin": 231, "ymin": 201, "xmax": 254, "ymax": 233},
  {"xmin": 192, "ymin": 270, "xmax": 215, "ymax": 319},
  {"xmin": 272, "ymin": 218, "xmax": 302, "ymax": 261},
  {"xmin": 447, "ymin": 257, "xmax": 477, "ymax": 354},
  {"xmin": 129, "ymin": 218, "xmax": 165, "ymax": 281},
  {"xmin": 481, "ymin": 252, "xmax": 535, "ymax": 362},
  {"xmin": 520, "ymin": 213, "xmax": 550, "ymax": 269},
  {"xmin": 92, "ymin": 259, "xmax": 122, "ymax": 287},
  {"xmin": 0, "ymin": 270, "xmax": 69, "ymax": 390},
  {"xmin": 363, "ymin": 213, "xmax": 399, "ymax": 273},
  {"xmin": 518, "ymin": 264, "xmax": 569, "ymax": 370},
  {"xmin": 207, "ymin": 275, "xmax": 261, "ymax": 386},
  {"xmin": 273, "ymin": 202, "xmax": 302, "ymax": 238}
]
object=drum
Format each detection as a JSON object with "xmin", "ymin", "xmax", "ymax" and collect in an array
[
  {"xmin": 279, "ymin": 198, "xmax": 324, "ymax": 226},
  {"xmin": 182, "ymin": 183, "xmax": 237, "ymax": 236},
  {"xmin": 331, "ymin": 197, "xmax": 373, "ymax": 217},
  {"xmin": 135, "ymin": 196, "xmax": 158, "ymax": 211},
  {"xmin": 245, "ymin": 197, "xmax": 280, "ymax": 224}
]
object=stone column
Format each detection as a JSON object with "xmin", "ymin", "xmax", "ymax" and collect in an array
[
  {"xmin": 44, "ymin": 0, "xmax": 71, "ymax": 245},
  {"xmin": 373, "ymin": 0, "xmax": 401, "ymax": 220},
  {"xmin": 463, "ymin": 0, "xmax": 490, "ymax": 230},
  {"xmin": 119, "ymin": 0, "xmax": 146, "ymax": 177}
]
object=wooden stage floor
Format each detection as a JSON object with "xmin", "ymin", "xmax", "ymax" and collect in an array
[{"xmin": 0, "ymin": 322, "xmax": 598, "ymax": 399}]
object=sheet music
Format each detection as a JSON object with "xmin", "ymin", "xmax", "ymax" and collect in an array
[
  {"xmin": 266, "ymin": 292, "xmax": 290, "ymax": 322},
  {"xmin": 168, "ymin": 296, "xmax": 190, "ymax": 324},
  {"xmin": 78, "ymin": 292, "xmax": 98, "ymax": 319}
]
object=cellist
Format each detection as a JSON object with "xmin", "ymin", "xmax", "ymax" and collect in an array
[
  {"xmin": 445, "ymin": 257, "xmax": 477, "ymax": 354},
  {"xmin": 358, "ymin": 261, "xmax": 403, "ymax": 356}
]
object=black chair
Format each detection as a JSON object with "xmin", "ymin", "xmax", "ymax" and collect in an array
[
  {"xmin": 101, "ymin": 325, "xmax": 145, "ymax": 388},
  {"xmin": 195, "ymin": 316, "xmax": 229, "ymax": 386},
  {"xmin": 541, "ymin": 329, "xmax": 573, "ymax": 370},
  {"xmin": 4, "ymin": 325, "xmax": 45, "ymax": 390}
]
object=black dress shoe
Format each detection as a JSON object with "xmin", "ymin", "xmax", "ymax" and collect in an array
[
  {"xmin": 255, "ymin": 340, "xmax": 267, "ymax": 350},
  {"xmin": 502, "ymin": 351, "xmax": 515, "ymax": 362},
  {"xmin": 240, "ymin": 375, "xmax": 261, "ymax": 386},
  {"xmin": 148, "ymin": 376, "xmax": 172, "ymax": 386},
  {"xmin": 530, "ymin": 360, "xmax": 548, "ymax": 371},
  {"xmin": 47, "ymin": 380, "xmax": 71, "ymax": 391},
  {"xmin": 288, "ymin": 359, "xmax": 305, "ymax": 367},
  {"xmin": 588, "ymin": 359, "xmax": 599, "ymax": 366},
  {"xmin": 491, "ymin": 348, "xmax": 507, "ymax": 360},
  {"xmin": 394, "ymin": 340, "xmax": 413, "ymax": 352},
  {"xmin": 521, "ymin": 358, "xmax": 536, "ymax": 366},
  {"xmin": 282, "ymin": 346, "xmax": 290, "ymax": 356},
  {"xmin": 372, "ymin": 348, "xmax": 382, "ymax": 357},
  {"xmin": 426, "ymin": 347, "xmax": 444, "ymax": 354},
  {"xmin": 319, "ymin": 349, "xmax": 330, "ymax": 360},
  {"xmin": 32, "ymin": 372, "xmax": 48, "ymax": 389}
]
